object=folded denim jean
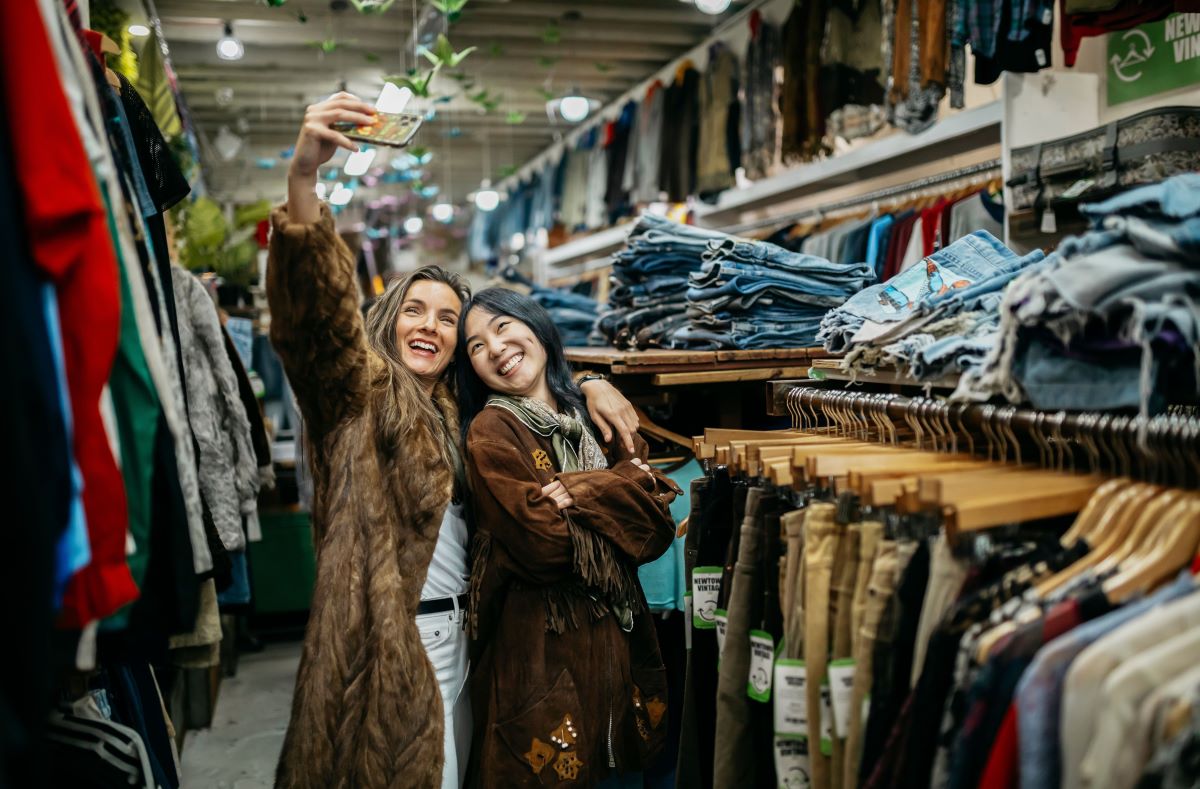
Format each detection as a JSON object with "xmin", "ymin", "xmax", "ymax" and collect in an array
[
  {"xmin": 818, "ymin": 231, "xmax": 1028, "ymax": 352},
  {"xmin": 703, "ymin": 238, "xmax": 876, "ymax": 283},
  {"xmin": 1079, "ymin": 172, "xmax": 1200, "ymax": 221}
]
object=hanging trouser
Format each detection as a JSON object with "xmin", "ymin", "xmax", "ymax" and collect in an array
[
  {"xmin": 828, "ymin": 524, "xmax": 861, "ymax": 789},
  {"xmin": 782, "ymin": 510, "xmax": 808, "ymax": 660},
  {"xmin": 843, "ymin": 539, "xmax": 900, "ymax": 789},
  {"xmin": 712, "ymin": 488, "xmax": 765, "ymax": 786},
  {"xmin": 909, "ymin": 533, "xmax": 968, "ymax": 687},
  {"xmin": 802, "ymin": 504, "xmax": 842, "ymax": 789}
]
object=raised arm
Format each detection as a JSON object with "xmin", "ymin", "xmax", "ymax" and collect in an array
[{"xmin": 266, "ymin": 93, "xmax": 378, "ymax": 439}]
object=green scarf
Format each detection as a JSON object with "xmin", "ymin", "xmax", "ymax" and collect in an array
[{"xmin": 485, "ymin": 395, "xmax": 608, "ymax": 473}]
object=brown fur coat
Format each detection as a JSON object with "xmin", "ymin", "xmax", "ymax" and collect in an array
[{"xmin": 267, "ymin": 205, "xmax": 454, "ymax": 788}]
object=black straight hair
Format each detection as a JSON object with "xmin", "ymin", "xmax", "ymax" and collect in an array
[{"xmin": 456, "ymin": 287, "xmax": 591, "ymax": 443}]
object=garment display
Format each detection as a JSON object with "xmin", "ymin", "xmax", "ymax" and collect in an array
[
  {"xmin": 740, "ymin": 11, "xmax": 780, "ymax": 181},
  {"xmin": 696, "ymin": 43, "xmax": 741, "ymax": 197}
]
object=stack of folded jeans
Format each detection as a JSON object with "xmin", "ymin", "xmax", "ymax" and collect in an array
[
  {"xmin": 530, "ymin": 286, "xmax": 601, "ymax": 347},
  {"xmin": 677, "ymin": 239, "xmax": 876, "ymax": 349},
  {"xmin": 817, "ymin": 231, "xmax": 1047, "ymax": 382},
  {"xmin": 594, "ymin": 214, "xmax": 731, "ymax": 348},
  {"xmin": 957, "ymin": 173, "xmax": 1200, "ymax": 417}
]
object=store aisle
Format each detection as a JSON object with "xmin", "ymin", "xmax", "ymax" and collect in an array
[{"xmin": 180, "ymin": 641, "xmax": 301, "ymax": 788}]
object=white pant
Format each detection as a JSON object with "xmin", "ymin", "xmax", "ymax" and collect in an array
[{"xmin": 417, "ymin": 602, "xmax": 471, "ymax": 789}]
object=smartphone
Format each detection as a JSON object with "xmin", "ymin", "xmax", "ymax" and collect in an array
[{"xmin": 333, "ymin": 111, "xmax": 424, "ymax": 148}]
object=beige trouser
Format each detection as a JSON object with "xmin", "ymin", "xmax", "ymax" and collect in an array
[
  {"xmin": 843, "ymin": 539, "xmax": 901, "ymax": 789},
  {"xmin": 803, "ymin": 504, "xmax": 841, "ymax": 789},
  {"xmin": 781, "ymin": 509, "xmax": 807, "ymax": 653},
  {"xmin": 909, "ymin": 533, "xmax": 968, "ymax": 687},
  {"xmin": 828, "ymin": 524, "xmax": 861, "ymax": 789}
]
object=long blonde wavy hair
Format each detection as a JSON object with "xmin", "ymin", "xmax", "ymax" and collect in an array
[{"xmin": 364, "ymin": 265, "xmax": 472, "ymax": 478}]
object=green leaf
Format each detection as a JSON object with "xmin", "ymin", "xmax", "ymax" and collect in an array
[
  {"xmin": 295, "ymin": 9, "xmax": 308, "ymax": 22},
  {"xmin": 430, "ymin": 0, "xmax": 469, "ymax": 15},
  {"xmin": 348, "ymin": 0, "xmax": 396, "ymax": 12},
  {"xmin": 536, "ymin": 87, "xmax": 556, "ymax": 101},
  {"xmin": 469, "ymin": 89, "xmax": 490, "ymax": 103},
  {"xmin": 407, "ymin": 146, "xmax": 431, "ymax": 162},
  {"xmin": 498, "ymin": 164, "xmax": 518, "ymax": 178},
  {"xmin": 505, "ymin": 110, "xmax": 526, "ymax": 124},
  {"xmin": 363, "ymin": 51, "xmax": 381, "ymax": 63},
  {"xmin": 594, "ymin": 62, "xmax": 612, "ymax": 73},
  {"xmin": 385, "ymin": 66, "xmax": 440, "ymax": 97},
  {"xmin": 420, "ymin": 33, "xmax": 475, "ymax": 68},
  {"xmin": 541, "ymin": 22, "xmax": 561, "ymax": 44},
  {"xmin": 537, "ymin": 55, "xmax": 558, "ymax": 68},
  {"xmin": 306, "ymin": 37, "xmax": 342, "ymax": 54}
]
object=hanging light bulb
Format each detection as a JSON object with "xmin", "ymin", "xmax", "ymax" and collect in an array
[
  {"xmin": 344, "ymin": 147, "xmax": 376, "ymax": 177},
  {"xmin": 431, "ymin": 202, "xmax": 455, "ymax": 223},
  {"xmin": 695, "ymin": 0, "xmax": 732, "ymax": 13},
  {"xmin": 558, "ymin": 94, "xmax": 591, "ymax": 123},
  {"xmin": 128, "ymin": 24, "xmax": 151, "ymax": 37},
  {"xmin": 474, "ymin": 182, "xmax": 500, "ymax": 212},
  {"xmin": 510, "ymin": 233, "xmax": 526, "ymax": 251},
  {"xmin": 404, "ymin": 216, "xmax": 424, "ymax": 234},
  {"xmin": 216, "ymin": 21, "xmax": 244, "ymax": 61}
]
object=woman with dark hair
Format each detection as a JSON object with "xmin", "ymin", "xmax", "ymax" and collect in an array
[
  {"xmin": 267, "ymin": 95, "xmax": 640, "ymax": 789},
  {"xmin": 458, "ymin": 287, "xmax": 680, "ymax": 787}
]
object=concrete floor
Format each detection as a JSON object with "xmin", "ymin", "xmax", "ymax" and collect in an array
[{"xmin": 180, "ymin": 641, "xmax": 302, "ymax": 789}]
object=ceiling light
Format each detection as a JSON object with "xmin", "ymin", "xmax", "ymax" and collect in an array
[
  {"xmin": 376, "ymin": 82, "xmax": 413, "ymax": 114},
  {"xmin": 474, "ymin": 181, "xmax": 500, "ymax": 212},
  {"xmin": 315, "ymin": 182, "xmax": 327, "ymax": 200},
  {"xmin": 128, "ymin": 24, "xmax": 151, "ymax": 37},
  {"xmin": 329, "ymin": 183, "xmax": 353, "ymax": 206},
  {"xmin": 404, "ymin": 216, "xmax": 424, "ymax": 234},
  {"xmin": 510, "ymin": 233, "xmax": 526, "ymax": 251},
  {"xmin": 558, "ymin": 95, "xmax": 591, "ymax": 123},
  {"xmin": 431, "ymin": 202, "xmax": 454, "ymax": 223},
  {"xmin": 216, "ymin": 22, "xmax": 244, "ymax": 61},
  {"xmin": 695, "ymin": 0, "xmax": 732, "ymax": 13},
  {"xmin": 343, "ymin": 148, "xmax": 376, "ymax": 177}
]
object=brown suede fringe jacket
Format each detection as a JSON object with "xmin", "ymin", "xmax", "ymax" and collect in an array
[
  {"xmin": 465, "ymin": 405, "xmax": 681, "ymax": 787},
  {"xmin": 267, "ymin": 205, "xmax": 454, "ymax": 789}
]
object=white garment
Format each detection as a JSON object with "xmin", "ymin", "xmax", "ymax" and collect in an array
[
  {"xmin": 420, "ymin": 503, "xmax": 469, "ymax": 601},
  {"xmin": 899, "ymin": 217, "xmax": 925, "ymax": 272},
  {"xmin": 1080, "ymin": 628, "xmax": 1200, "ymax": 789},
  {"xmin": 418, "ymin": 602, "xmax": 471, "ymax": 789},
  {"xmin": 1134, "ymin": 662, "xmax": 1200, "ymax": 770},
  {"xmin": 1061, "ymin": 589, "xmax": 1200, "ymax": 789}
]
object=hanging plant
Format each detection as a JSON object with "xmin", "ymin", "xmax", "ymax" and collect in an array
[
  {"xmin": 420, "ymin": 34, "xmax": 476, "ymax": 69},
  {"xmin": 349, "ymin": 0, "xmax": 397, "ymax": 13},
  {"xmin": 307, "ymin": 37, "xmax": 350, "ymax": 54},
  {"xmin": 541, "ymin": 22, "xmax": 561, "ymax": 44},
  {"xmin": 385, "ymin": 68, "xmax": 440, "ymax": 98},
  {"xmin": 505, "ymin": 110, "xmax": 526, "ymax": 125},
  {"xmin": 431, "ymin": 0, "xmax": 469, "ymax": 21}
]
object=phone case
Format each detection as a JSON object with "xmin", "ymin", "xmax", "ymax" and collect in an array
[{"xmin": 334, "ymin": 111, "xmax": 424, "ymax": 148}]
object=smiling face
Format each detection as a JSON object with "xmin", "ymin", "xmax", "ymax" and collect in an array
[
  {"xmin": 395, "ymin": 279, "xmax": 463, "ymax": 386},
  {"xmin": 464, "ymin": 307, "xmax": 553, "ymax": 405}
]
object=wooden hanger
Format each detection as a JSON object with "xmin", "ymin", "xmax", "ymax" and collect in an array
[{"xmin": 1105, "ymin": 493, "xmax": 1200, "ymax": 602}]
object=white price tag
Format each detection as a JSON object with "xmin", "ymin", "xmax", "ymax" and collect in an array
[
  {"xmin": 774, "ymin": 736, "xmax": 811, "ymax": 789},
  {"xmin": 691, "ymin": 567, "xmax": 722, "ymax": 630},
  {"xmin": 828, "ymin": 659, "xmax": 856, "ymax": 738},
  {"xmin": 773, "ymin": 659, "xmax": 807, "ymax": 737},
  {"xmin": 715, "ymin": 609, "xmax": 729, "ymax": 658},
  {"xmin": 748, "ymin": 630, "xmax": 775, "ymax": 702}
]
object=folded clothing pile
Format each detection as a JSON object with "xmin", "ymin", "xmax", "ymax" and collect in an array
[
  {"xmin": 530, "ymin": 287, "xmax": 601, "ymax": 348},
  {"xmin": 957, "ymin": 173, "xmax": 1200, "ymax": 416},
  {"xmin": 817, "ymin": 230, "xmax": 1046, "ymax": 382},
  {"xmin": 673, "ymin": 238, "xmax": 876, "ymax": 349},
  {"xmin": 593, "ymin": 213, "xmax": 729, "ymax": 348}
]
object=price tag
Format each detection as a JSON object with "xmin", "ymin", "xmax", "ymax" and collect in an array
[
  {"xmin": 691, "ymin": 567, "xmax": 722, "ymax": 630},
  {"xmin": 828, "ymin": 659, "xmax": 856, "ymax": 738},
  {"xmin": 819, "ymin": 680, "xmax": 833, "ymax": 756},
  {"xmin": 684, "ymin": 593, "xmax": 693, "ymax": 650},
  {"xmin": 773, "ymin": 659, "xmax": 807, "ymax": 737},
  {"xmin": 715, "ymin": 609, "xmax": 729, "ymax": 658},
  {"xmin": 748, "ymin": 630, "xmax": 775, "ymax": 702},
  {"xmin": 774, "ymin": 736, "xmax": 812, "ymax": 789}
]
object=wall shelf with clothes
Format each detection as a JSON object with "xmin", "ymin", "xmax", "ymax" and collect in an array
[{"xmin": 677, "ymin": 385, "xmax": 1200, "ymax": 789}]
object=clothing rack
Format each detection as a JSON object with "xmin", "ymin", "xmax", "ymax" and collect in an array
[
  {"xmin": 723, "ymin": 158, "xmax": 1002, "ymax": 235},
  {"xmin": 770, "ymin": 384, "xmax": 1200, "ymax": 487}
]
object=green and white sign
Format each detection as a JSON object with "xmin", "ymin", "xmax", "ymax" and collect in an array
[{"xmin": 1108, "ymin": 14, "xmax": 1200, "ymax": 106}]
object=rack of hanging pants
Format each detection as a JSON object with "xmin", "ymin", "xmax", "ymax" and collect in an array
[{"xmin": 675, "ymin": 385, "xmax": 1200, "ymax": 789}]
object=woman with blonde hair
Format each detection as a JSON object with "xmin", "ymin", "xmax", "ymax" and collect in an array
[{"xmin": 267, "ymin": 93, "xmax": 638, "ymax": 789}]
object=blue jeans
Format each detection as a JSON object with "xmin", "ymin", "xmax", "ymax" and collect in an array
[
  {"xmin": 1080, "ymin": 172, "xmax": 1200, "ymax": 221},
  {"xmin": 703, "ymin": 238, "xmax": 876, "ymax": 281}
]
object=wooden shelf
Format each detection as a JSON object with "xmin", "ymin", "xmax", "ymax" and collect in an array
[
  {"xmin": 693, "ymin": 101, "xmax": 1002, "ymax": 222},
  {"xmin": 567, "ymin": 346, "xmax": 827, "ymax": 379}
]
